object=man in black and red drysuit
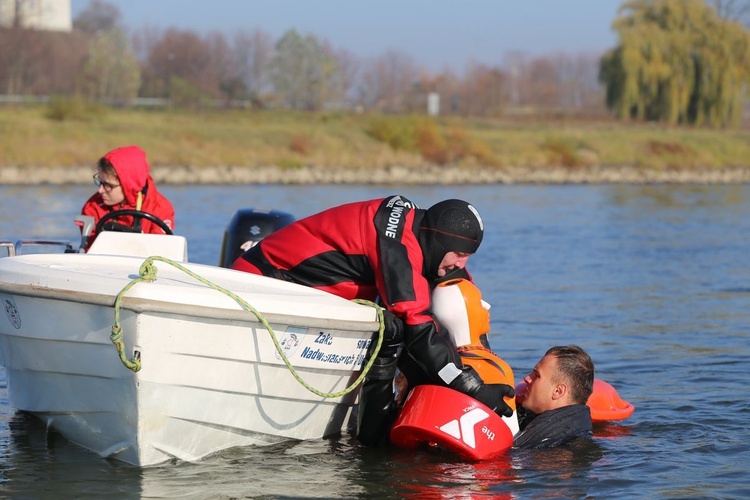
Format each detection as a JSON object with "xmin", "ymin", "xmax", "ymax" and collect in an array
[{"xmin": 232, "ymin": 194, "xmax": 514, "ymax": 445}]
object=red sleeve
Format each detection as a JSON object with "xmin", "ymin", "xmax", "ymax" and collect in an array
[{"xmin": 370, "ymin": 196, "xmax": 433, "ymax": 327}]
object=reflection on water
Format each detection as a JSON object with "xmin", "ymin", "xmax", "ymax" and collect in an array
[
  {"xmin": 1, "ymin": 410, "xmax": 367, "ymax": 499},
  {"xmin": 1, "ymin": 184, "xmax": 750, "ymax": 498},
  {"xmin": 139, "ymin": 439, "xmax": 369, "ymax": 500},
  {"xmin": 7, "ymin": 414, "xmax": 562, "ymax": 500}
]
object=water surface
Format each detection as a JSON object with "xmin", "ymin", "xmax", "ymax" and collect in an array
[{"xmin": 1, "ymin": 184, "xmax": 749, "ymax": 498}]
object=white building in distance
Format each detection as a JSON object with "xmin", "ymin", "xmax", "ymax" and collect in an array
[{"xmin": 0, "ymin": 0, "xmax": 72, "ymax": 32}]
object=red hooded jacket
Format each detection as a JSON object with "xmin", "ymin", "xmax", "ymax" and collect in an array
[{"xmin": 79, "ymin": 146, "xmax": 175, "ymax": 248}]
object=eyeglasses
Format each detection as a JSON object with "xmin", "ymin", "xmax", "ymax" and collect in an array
[{"xmin": 93, "ymin": 173, "xmax": 120, "ymax": 191}]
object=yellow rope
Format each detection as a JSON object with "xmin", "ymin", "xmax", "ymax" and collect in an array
[{"xmin": 111, "ymin": 256, "xmax": 384, "ymax": 399}]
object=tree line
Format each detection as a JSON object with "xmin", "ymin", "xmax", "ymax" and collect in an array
[
  {"xmin": 600, "ymin": 0, "xmax": 750, "ymax": 127},
  {"xmin": 0, "ymin": 0, "xmax": 748, "ymax": 127}
]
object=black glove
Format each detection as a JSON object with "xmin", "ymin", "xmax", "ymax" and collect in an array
[
  {"xmin": 449, "ymin": 367, "xmax": 515, "ymax": 418},
  {"xmin": 365, "ymin": 308, "xmax": 403, "ymax": 362},
  {"xmin": 381, "ymin": 308, "xmax": 404, "ymax": 346},
  {"xmin": 468, "ymin": 382, "xmax": 516, "ymax": 418}
]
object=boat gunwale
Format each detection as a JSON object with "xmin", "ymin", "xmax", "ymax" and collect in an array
[{"xmin": 0, "ymin": 282, "xmax": 381, "ymax": 332}]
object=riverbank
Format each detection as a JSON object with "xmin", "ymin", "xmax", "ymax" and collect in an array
[
  {"xmin": 2, "ymin": 164, "xmax": 749, "ymax": 185},
  {"xmin": 2, "ymin": 107, "xmax": 749, "ymax": 184}
]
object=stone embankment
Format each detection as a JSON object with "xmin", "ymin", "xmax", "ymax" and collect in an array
[{"xmin": 1, "ymin": 164, "xmax": 749, "ymax": 185}]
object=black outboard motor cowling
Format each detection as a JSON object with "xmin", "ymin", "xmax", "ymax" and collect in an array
[{"xmin": 219, "ymin": 208, "xmax": 295, "ymax": 268}]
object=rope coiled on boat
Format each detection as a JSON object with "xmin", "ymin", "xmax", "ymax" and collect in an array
[{"xmin": 111, "ymin": 255, "xmax": 384, "ymax": 399}]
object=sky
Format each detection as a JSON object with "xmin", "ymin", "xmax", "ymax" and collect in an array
[{"xmin": 70, "ymin": 0, "xmax": 624, "ymax": 71}]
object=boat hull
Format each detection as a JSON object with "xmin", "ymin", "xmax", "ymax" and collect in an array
[{"xmin": 0, "ymin": 254, "xmax": 379, "ymax": 466}]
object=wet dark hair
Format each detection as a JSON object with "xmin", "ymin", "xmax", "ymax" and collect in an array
[{"xmin": 546, "ymin": 345, "xmax": 595, "ymax": 404}]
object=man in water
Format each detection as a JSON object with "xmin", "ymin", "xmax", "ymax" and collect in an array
[
  {"xmin": 231, "ymin": 194, "xmax": 515, "ymax": 445},
  {"xmin": 514, "ymin": 345, "xmax": 595, "ymax": 449}
]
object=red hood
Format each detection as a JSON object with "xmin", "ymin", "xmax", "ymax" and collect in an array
[{"xmin": 103, "ymin": 145, "xmax": 152, "ymax": 206}]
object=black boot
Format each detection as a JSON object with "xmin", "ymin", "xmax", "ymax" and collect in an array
[{"xmin": 356, "ymin": 347, "xmax": 400, "ymax": 446}]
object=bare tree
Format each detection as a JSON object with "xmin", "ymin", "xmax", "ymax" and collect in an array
[
  {"xmin": 554, "ymin": 52, "xmax": 605, "ymax": 114},
  {"xmin": 231, "ymin": 28, "xmax": 273, "ymax": 102},
  {"xmin": 357, "ymin": 50, "xmax": 419, "ymax": 113},
  {"xmin": 332, "ymin": 47, "xmax": 360, "ymax": 107},
  {"xmin": 73, "ymin": 0, "xmax": 122, "ymax": 34},
  {"xmin": 140, "ymin": 28, "xmax": 224, "ymax": 102},
  {"xmin": 130, "ymin": 25, "xmax": 162, "ymax": 64},
  {"xmin": 0, "ymin": 28, "xmax": 87, "ymax": 95},
  {"xmin": 204, "ymin": 31, "xmax": 237, "ymax": 103},
  {"xmin": 458, "ymin": 63, "xmax": 508, "ymax": 116}
]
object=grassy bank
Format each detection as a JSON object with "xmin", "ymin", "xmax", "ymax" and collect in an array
[{"xmin": 1, "ymin": 105, "xmax": 748, "ymax": 174}]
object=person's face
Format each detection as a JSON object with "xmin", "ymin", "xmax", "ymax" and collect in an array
[
  {"xmin": 437, "ymin": 251, "xmax": 471, "ymax": 277},
  {"xmin": 522, "ymin": 354, "xmax": 560, "ymax": 414},
  {"xmin": 94, "ymin": 169, "xmax": 125, "ymax": 206}
]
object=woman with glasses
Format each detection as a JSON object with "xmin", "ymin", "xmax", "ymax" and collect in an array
[{"xmin": 78, "ymin": 145, "xmax": 175, "ymax": 250}]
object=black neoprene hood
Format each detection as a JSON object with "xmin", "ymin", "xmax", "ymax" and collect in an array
[
  {"xmin": 421, "ymin": 199, "xmax": 484, "ymax": 253},
  {"xmin": 418, "ymin": 199, "xmax": 484, "ymax": 278}
]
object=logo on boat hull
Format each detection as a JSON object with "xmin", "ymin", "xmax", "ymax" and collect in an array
[
  {"xmin": 2, "ymin": 294, "xmax": 22, "ymax": 329},
  {"xmin": 275, "ymin": 326, "xmax": 306, "ymax": 360}
]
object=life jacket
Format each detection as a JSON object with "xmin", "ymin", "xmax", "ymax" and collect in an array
[
  {"xmin": 431, "ymin": 278, "xmax": 518, "ymax": 429},
  {"xmin": 390, "ymin": 279, "xmax": 519, "ymax": 460}
]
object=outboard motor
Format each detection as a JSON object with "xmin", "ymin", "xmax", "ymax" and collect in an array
[{"xmin": 219, "ymin": 208, "xmax": 295, "ymax": 268}]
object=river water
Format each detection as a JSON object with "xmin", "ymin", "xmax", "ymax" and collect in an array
[{"xmin": 1, "ymin": 183, "xmax": 749, "ymax": 499}]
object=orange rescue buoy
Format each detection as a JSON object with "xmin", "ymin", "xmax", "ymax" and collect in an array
[
  {"xmin": 390, "ymin": 385, "xmax": 515, "ymax": 461},
  {"xmin": 515, "ymin": 377, "xmax": 634, "ymax": 422},
  {"xmin": 587, "ymin": 378, "xmax": 635, "ymax": 422}
]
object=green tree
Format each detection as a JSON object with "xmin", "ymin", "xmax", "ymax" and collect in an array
[
  {"xmin": 600, "ymin": 0, "xmax": 750, "ymax": 127},
  {"xmin": 82, "ymin": 27, "xmax": 141, "ymax": 106},
  {"xmin": 268, "ymin": 29, "xmax": 342, "ymax": 110}
]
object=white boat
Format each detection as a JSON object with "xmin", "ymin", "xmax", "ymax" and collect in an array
[{"xmin": 0, "ymin": 217, "xmax": 380, "ymax": 466}]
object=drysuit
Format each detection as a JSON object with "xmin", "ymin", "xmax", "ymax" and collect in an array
[{"xmin": 232, "ymin": 194, "xmax": 514, "ymax": 445}]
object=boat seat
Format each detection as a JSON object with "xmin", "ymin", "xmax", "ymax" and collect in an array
[{"xmin": 87, "ymin": 231, "xmax": 188, "ymax": 262}]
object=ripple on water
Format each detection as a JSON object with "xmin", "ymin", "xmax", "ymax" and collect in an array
[{"xmin": 1, "ymin": 184, "xmax": 750, "ymax": 498}]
